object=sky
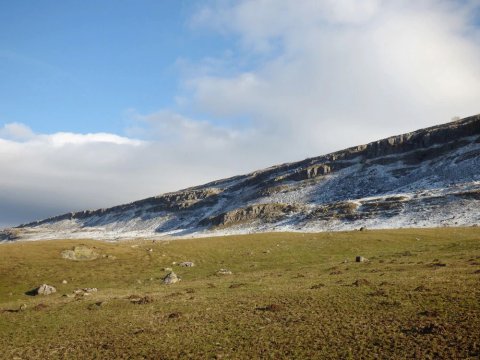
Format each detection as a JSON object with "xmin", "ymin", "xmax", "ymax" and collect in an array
[{"xmin": 1, "ymin": 0, "xmax": 480, "ymax": 227}]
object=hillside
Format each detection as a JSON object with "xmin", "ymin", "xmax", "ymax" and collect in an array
[{"xmin": 2, "ymin": 115, "xmax": 480, "ymax": 241}]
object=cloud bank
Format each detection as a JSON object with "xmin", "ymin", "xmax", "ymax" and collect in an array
[{"xmin": 1, "ymin": 0, "xmax": 480, "ymax": 226}]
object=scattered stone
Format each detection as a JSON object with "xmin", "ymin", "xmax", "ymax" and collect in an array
[
  {"xmin": 62, "ymin": 280, "xmax": 68, "ymax": 284},
  {"xmin": 147, "ymin": 248, "xmax": 153, "ymax": 253},
  {"xmin": 73, "ymin": 288, "xmax": 98, "ymax": 296},
  {"xmin": 217, "ymin": 269, "xmax": 233, "ymax": 275},
  {"xmin": 356, "ymin": 256, "xmax": 368, "ymax": 263},
  {"xmin": 163, "ymin": 267, "xmax": 173, "ymax": 272},
  {"xmin": 163, "ymin": 272, "xmax": 180, "ymax": 285},
  {"xmin": 19, "ymin": 304, "xmax": 27, "ymax": 311},
  {"xmin": 352, "ymin": 279, "xmax": 371, "ymax": 286},
  {"xmin": 36, "ymin": 284, "xmax": 57, "ymax": 296},
  {"xmin": 61, "ymin": 245, "xmax": 99, "ymax": 261},
  {"xmin": 178, "ymin": 261, "xmax": 195, "ymax": 267}
]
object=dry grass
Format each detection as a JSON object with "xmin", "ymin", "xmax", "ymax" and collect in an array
[{"xmin": 0, "ymin": 228, "xmax": 479, "ymax": 359}]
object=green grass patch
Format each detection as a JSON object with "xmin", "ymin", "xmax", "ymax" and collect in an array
[{"xmin": 0, "ymin": 228, "xmax": 479, "ymax": 359}]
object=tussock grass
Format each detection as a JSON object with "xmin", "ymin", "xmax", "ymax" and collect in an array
[{"xmin": 0, "ymin": 228, "xmax": 479, "ymax": 359}]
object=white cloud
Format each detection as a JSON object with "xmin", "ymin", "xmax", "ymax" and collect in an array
[
  {"xmin": 0, "ymin": 120, "xmax": 273, "ymax": 227},
  {"xmin": 0, "ymin": 122, "xmax": 35, "ymax": 140},
  {"xmin": 190, "ymin": 0, "xmax": 480, "ymax": 151}
]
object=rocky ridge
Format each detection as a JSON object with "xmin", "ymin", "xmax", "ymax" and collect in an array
[{"xmin": 2, "ymin": 115, "xmax": 479, "ymax": 241}]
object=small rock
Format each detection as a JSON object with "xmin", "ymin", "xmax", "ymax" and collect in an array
[
  {"xmin": 356, "ymin": 256, "xmax": 368, "ymax": 263},
  {"xmin": 163, "ymin": 272, "xmax": 180, "ymax": 285},
  {"xmin": 163, "ymin": 267, "xmax": 173, "ymax": 272},
  {"xmin": 19, "ymin": 304, "xmax": 27, "ymax": 311},
  {"xmin": 217, "ymin": 269, "xmax": 233, "ymax": 275},
  {"xmin": 36, "ymin": 284, "xmax": 57, "ymax": 296},
  {"xmin": 73, "ymin": 288, "xmax": 98, "ymax": 296},
  {"xmin": 62, "ymin": 280, "xmax": 68, "ymax": 284},
  {"xmin": 147, "ymin": 248, "xmax": 153, "ymax": 253},
  {"xmin": 359, "ymin": 226, "xmax": 367, "ymax": 231},
  {"xmin": 178, "ymin": 261, "xmax": 195, "ymax": 267}
]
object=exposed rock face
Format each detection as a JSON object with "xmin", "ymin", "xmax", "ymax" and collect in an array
[
  {"xmin": 202, "ymin": 203, "xmax": 303, "ymax": 227},
  {"xmin": 36, "ymin": 284, "xmax": 57, "ymax": 296},
  {"xmin": 0, "ymin": 229, "xmax": 20, "ymax": 241},
  {"xmin": 6, "ymin": 114, "xmax": 480, "ymax": 240},
  {"xmin": 286, "ymin": 164, "xmax": 331, "ymax": 181}
]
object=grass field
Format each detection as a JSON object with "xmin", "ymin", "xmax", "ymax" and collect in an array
[{"xmin": 0, "ymin": 228, "xmax": 479, "ymax": 359}]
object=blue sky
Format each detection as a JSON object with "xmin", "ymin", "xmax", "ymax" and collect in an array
[
  {"xmin": 1, "ymin": 0, "xmax": 480, "ymax": 227},
  {"xmin": 0, "ymin": 0, "xmax": 231, "ymax": 134}
]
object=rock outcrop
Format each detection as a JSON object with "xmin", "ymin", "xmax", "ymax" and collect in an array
[{"xmin": 201, "ymin": 203, "xmax": 303, "ymax": 227}]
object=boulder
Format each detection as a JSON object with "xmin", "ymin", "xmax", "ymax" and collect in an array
[
  {"xmin": 61, "ymin": 245, "xmax": 99, "ymax": 261},
  {"xmin": 163, "ymin": 272, "xmax": 180, "ymax": 285},
  {"xmin": 36, "ymin": 284, "xmax": 57, "ymax": 296}
]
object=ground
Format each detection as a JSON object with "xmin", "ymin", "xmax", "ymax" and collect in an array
[{"xmin": 0, "ymin": 228, "xmax": 479, "ymax": 359}]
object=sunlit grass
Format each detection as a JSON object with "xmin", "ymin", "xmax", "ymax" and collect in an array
[{"xmin": 0, "ymin": 228, "xmax": 479, "ymax": 359}]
